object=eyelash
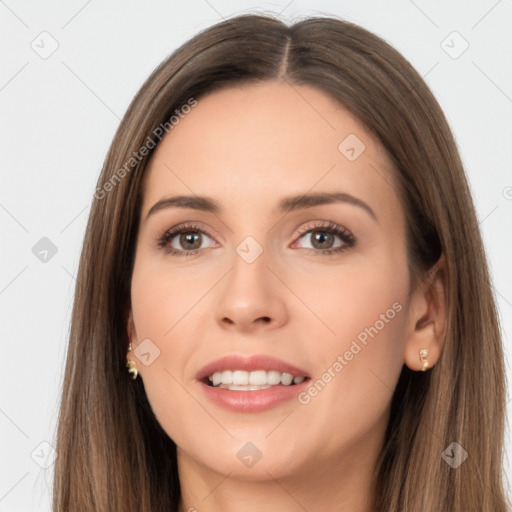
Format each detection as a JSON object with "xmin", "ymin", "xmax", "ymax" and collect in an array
[{"xmin": 155, "ymin": 221, "xmax": 356, "ymax": 258}]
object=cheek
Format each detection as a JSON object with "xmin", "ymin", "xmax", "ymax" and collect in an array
[
  {"xmin": 289, "ymin": 252, "xmax": 409, "ymax": 423},
  {"xmin": 293, "ymin": 307, "xmax": 406, "ymax": 463},
  {"xmin": 129, "ymin": 258, "xmax": 219, "ymax": 441},
  {"xmin": 129, "ymin": 254, "xmax": 226, "ymax": 351},
  {"xmin": 290, "ymin": 251, "xmax": 408, "ymax": 357}
]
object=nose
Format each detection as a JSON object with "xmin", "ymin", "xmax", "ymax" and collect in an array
[{"xmin": 215, "ymin": 248, "xmax": 289, "ymax": 333}]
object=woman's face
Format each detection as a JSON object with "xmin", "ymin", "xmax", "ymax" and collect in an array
[{"xmin": 128, "ymin": 81, "xmax": 413, "ymax": 482}]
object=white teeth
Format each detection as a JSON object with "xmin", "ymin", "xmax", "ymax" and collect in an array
[
  {"xmin": 222, "ymin": 370, "xmax": 233, "ymax": 384},
  {"xmin": 249, "ymin": 370, "xmax": 267, "ymax": 385},
  {"xmin": 232, "ymin": 370, "xmax": 249, "ymax": 385},
  {"xmin": 280, "ymin": 372, "xmax": 293, "ymax": 385},
  {"xmin": 208, "ymin": 369, "xmax": 306, "ymax": 388},
  {"xmin": 267, "ymin": 370, "xmax": 281, "ymax": 385}
]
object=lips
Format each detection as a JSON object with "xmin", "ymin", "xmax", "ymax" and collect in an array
[{"xmin": 196, "ymin": 354, "xmax": 311, "ymax": 412}]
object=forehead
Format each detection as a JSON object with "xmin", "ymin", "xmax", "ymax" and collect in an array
[{"xmin": 140, "ymin": 81, "xmax": 401, "ymax": 222}]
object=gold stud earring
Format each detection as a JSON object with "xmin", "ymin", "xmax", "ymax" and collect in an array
[
  {"xmin": 419, "ymin": 348, "xmax": 429, "ymax": 371},
  {"xmin": 126, "ymin": 343, "xmax": 138, "ymax": 380}
]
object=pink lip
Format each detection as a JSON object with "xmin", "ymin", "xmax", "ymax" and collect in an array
[{"xmin": 196, "ymin": 354, "xmax": 311, "ymax": 413}]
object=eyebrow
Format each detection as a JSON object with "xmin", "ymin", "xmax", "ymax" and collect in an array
[{"xmin": 145, "ymin": 191, "xmax": 377, "ymax": 222}]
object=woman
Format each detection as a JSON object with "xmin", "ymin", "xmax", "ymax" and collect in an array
[{"xmin": 52, "ymin": 13, "xmax": 509, "ymax": 512}]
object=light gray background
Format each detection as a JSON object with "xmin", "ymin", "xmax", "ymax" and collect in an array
[{"xmin": 1, "ymin": 1, "xmax": 511, "ymax": 510}]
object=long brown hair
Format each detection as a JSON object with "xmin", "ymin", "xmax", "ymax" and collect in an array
[{"xmin": 52, "ymin": 13, "xmax": 509, "ymax": 511}]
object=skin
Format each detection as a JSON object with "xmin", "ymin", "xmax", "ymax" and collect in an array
[{"xmin": 127, "ymin": 81, "xmax": 446, "ymax": 512}]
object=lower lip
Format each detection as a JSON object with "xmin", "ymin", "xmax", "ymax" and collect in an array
[{"xmin": 198, "ymin": 379, "xmax": 310, "ymax": 412}]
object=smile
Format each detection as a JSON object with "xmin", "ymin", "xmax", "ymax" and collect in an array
[{"xmin": 197, "ymin": 354, "xmax": 311, "ymax": 412}]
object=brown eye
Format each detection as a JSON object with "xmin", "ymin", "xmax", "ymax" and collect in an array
[
  {"xmin": 293, "ymin": 221, "xmax": 356, "ymax": 255},
  {"xmin": 177, "ymin": 232, "xmax": 203, "ymax": 250},
  {"xmin": 157, "ymin": 223, "xmax": 216, "ymax": 256},
  {"xmin": 308, "ymin": 231, "xmax": 336, "ymax": 250}
]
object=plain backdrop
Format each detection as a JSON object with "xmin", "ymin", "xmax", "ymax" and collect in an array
[{"xmin": 1, "ymin": 1, "xmax": 511, "ymax": 510}]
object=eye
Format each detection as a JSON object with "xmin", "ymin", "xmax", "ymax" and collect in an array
[
  {"xmin": 156, "ymin": 222, "xmax": 216, "ymax": 257},
  {"xmin": 292, "ymin": 221, "xmax": 356, "ymax": 256},
  {"xmin": 156, "ymin": 220, "xmax": 356, "ymax": 257}
]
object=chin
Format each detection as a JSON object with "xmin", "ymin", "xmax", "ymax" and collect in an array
[{"xmin": 177, "ymin": 433, "xmax": 309, "ymax": 481}]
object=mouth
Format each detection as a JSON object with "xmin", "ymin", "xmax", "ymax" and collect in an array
[
  {"xmin": 203, "ymin": 369, "xmax": 310, "ymax": 391},
  {"xmin": 196, "ymin": 354, "xmax": 311, "ymax": 411}
]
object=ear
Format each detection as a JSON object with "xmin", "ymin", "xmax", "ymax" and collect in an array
[{"xmin": 403, "ymin": 253, "xmax": 447, "ymax": 371}]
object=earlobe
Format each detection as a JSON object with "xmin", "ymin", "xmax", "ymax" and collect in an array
[{"xmin": 403, "ymin": 253, "xmax": 447, "ymax": 372}]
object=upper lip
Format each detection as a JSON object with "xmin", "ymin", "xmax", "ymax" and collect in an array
[{"xmin": 196, "ymin": 354, "xmax": 310, "ymax": 381}]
